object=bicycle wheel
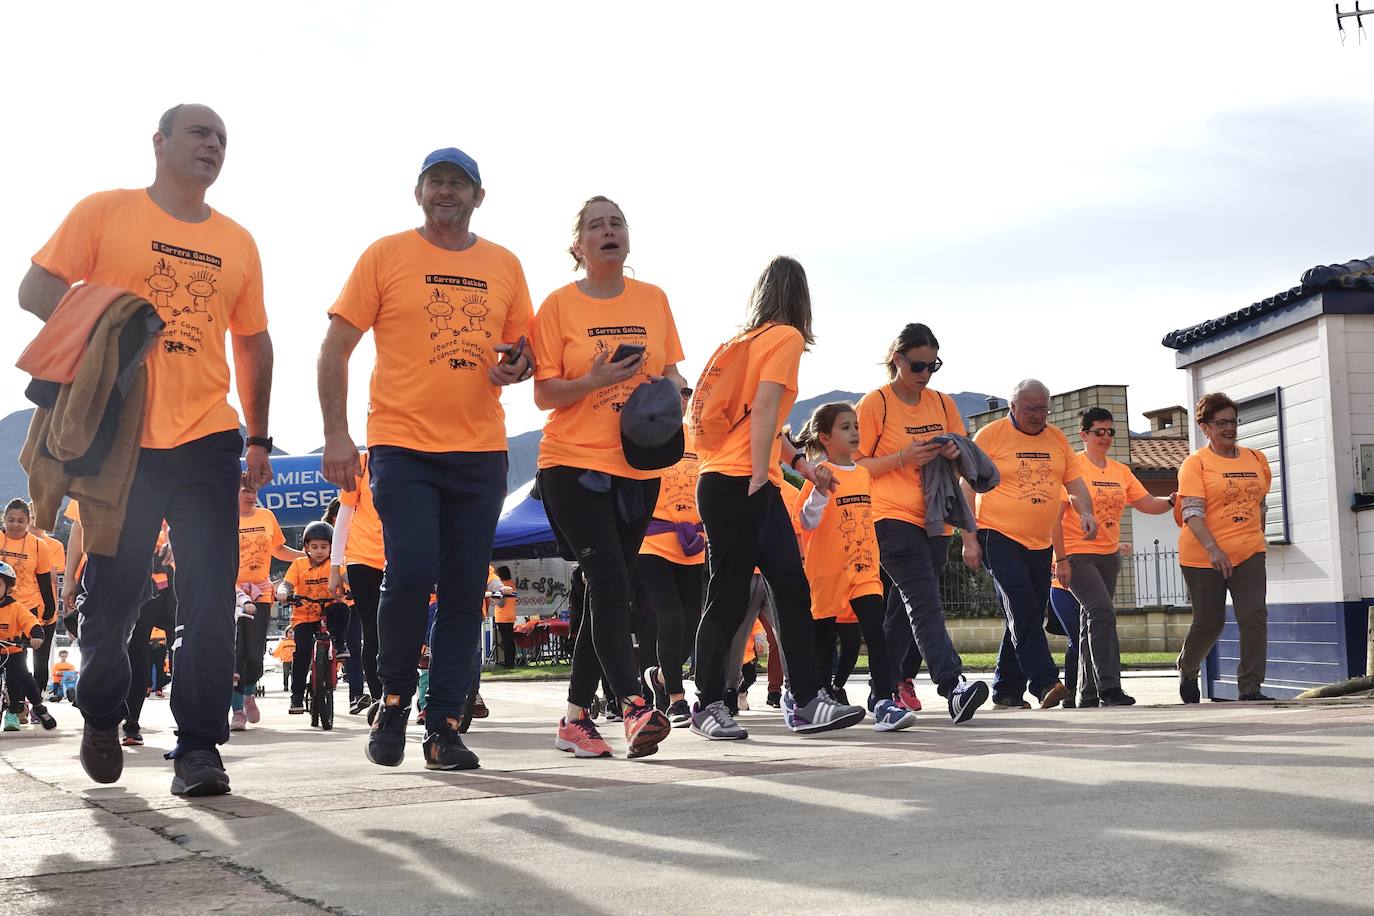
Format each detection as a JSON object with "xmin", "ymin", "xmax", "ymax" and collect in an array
[{"xmin": 314, "ymin": 640, "xmax": 333, "ymax": 731}]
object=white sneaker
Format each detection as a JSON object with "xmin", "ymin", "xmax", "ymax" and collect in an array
[{"xmin": 949, "ymin": 678, "xmax": 990, "ymax": 725}]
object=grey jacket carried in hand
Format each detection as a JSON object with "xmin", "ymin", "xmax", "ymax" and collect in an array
[{"xmin": 921, "ymin": 432, "xmax": 1000, "ymax": 533}]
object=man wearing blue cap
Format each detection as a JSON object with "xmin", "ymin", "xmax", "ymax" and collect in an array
[{"xmin": 318, "ymin": 147, "xmax": 534, "ymax": 771}]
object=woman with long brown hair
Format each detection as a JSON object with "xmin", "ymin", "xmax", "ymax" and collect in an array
[{"xmin": 689, "ymin": 256, "xmax": 865, "ymax": 740}]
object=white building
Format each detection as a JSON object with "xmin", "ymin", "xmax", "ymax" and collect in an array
[{"xmin": 1163, "ymin": 257, "xmax": 1374, "ymax": 698}]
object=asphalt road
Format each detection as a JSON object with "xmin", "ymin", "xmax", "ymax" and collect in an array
[{"xmin": 3, "ymin": 673, "xmax": 1372, "ymax": 915}]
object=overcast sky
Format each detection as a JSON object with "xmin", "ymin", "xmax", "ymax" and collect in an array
[{"xmin": 3, "ymin": 1, "xmax": 1370, "ymax": 453}]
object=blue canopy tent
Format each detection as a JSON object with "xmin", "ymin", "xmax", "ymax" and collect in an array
[{"xmin": 491, "ymin": 481, "xmax": 564, "ymax": 560}]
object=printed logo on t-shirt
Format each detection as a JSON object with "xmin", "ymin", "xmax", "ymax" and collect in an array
[
  {"xmin": 835, "ymin": 497, "xmax": 877, "ymax": 576},
  {"xmin": 1088, "ymin": 479, "xmax": 1126, "ymax": 532},
  {"xmin": 1222, "ymin": 471, "xmax": 1265, "ymax": 524},
  {"xmin": 147, "ymin": 241, "xmax": 224, "ymax": 356},
  {"xmin": 660, "ymin": 452, "xmax": 700, "ymax": 512},
  {"xmin": 1013, "ymin": 451, "xmax": 1055, "ymax": 505},
  {"xmin": 905, "ymin": 423, "xmax": 944, "ymax": 436},
  {"xmin": 422, "ymin": 277, "xmax": 494, "ymax": 373},
  {"xmin": 239, "ymin": 525, "xmax": 270, "ymax": 577},
  {"xmin": 586, "ymin": 327, "xmax": 650, "ymax": 413}
]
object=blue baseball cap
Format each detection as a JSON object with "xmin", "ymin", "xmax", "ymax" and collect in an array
[{"xmin": 418, "ymin": 147, "xmax": 481, "ymax": 186}]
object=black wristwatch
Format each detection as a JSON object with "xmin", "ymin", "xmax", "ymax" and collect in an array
[
  {"xmin": 789, "ymin": 450, "xmax": 806, "ymax": 470},
  {"xmin": 246, "ymin": 436, "xmax": 273, "ymax": 451}
]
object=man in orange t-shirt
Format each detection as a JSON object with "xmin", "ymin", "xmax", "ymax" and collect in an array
[
  {"xmin": 964, "ymin": 380, "xmax": 1098, "ymax": 710},
  {"xmin": 318, "ymin": 147, "xmax": 533, "ymax": 771},
  {"xmin": 18, "ymin": 104, "xmax": 275, "ymax": 795}
]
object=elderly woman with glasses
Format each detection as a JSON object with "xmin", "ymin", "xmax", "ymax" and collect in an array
[
  {"xmin": 1050, "ymin": 408, "xmax": 1174, "ymax": 708},
  {"xmin": 1175, "ymin": 392, "xmax": 1273, "ymax": 703},
  {"xmin": 962, "ymin": 379, "xmax": 1099, "ymax": 709}
]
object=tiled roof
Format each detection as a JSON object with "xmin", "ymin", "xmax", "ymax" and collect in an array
[
  {"xmin": 1129, "ymin": 437, "xmax": 1190, "ymax": 472},
  {"xmin": 1162, "ymin": 257, "xmax": 1374, "ymax": 350}
]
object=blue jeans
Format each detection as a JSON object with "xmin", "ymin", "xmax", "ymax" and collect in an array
[
  {"xmin": 1049, "ymin": 586, "xmax": 1080, "ymax": 700},
  {"xmin": 370, "ymin": 447, "xmax": 506, "ymax": 724},
  {"xmin": 979, "ymin": 528, "xmax": 1058, "ymax": 700},
  {"xmin": 76, "ymin": 430, "xmax": 241, "ymax": 753},
  {"xmin": 875, "ymin": 520, "xmax": 961, "ymax": 696}
]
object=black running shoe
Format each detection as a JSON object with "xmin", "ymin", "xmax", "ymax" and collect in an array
[
  {"xmin": 350, "ymin": 693, "xmax": 373, "ymax": 716},
  {"xmin": 122, "ymin": 724, "xmax": 144, "ymax": 747},
  {"xmin": 366, "ymin": 698, "xmax": 410, "ymax": 767},
  {"xmin": 1179, "ymin": 675, "xmax": 1200, "ymax": 704},
  {"xmin": 666, "ymin": 698, "xmax": 691, "ymax": 726},
  {"xmin": 170, "ymin": 747, "xmax": 231, "ymax": 797},
  {"xmin": 423, "ymin": 718, "xmax": 480, "ymax": 770},
  {"xmin": 766, "ymin": 690, "xmax": 781, "ymax": 709},
  {"xmin": 643, "ymin": 666, "xmax": 668, "ymax": 713},
  {"xmin": 723, "ymin": 687, "xmax": 739, "ymax": 717},
  {"xmin": 1238, "ymin": 691, "xmax": 1275, "ymax": 701},
  {"xmin": 992, "ymin": 695, "xmax": 1031, "ymax": 710},
  {"xmin": 80, "ymin": 723, "xmax": 123, "ymax": 784},
  {"xmin": 34, "ymin": 705, "xmax": 57, "ymax": 730},
  {"xmin": 1100, "ymin": 688, "xmax": 1137, "ymax": 707}
]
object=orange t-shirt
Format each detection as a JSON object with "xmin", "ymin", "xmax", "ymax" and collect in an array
[
  {"xmin": 742, "ymin": 616, "xmax": 765, "ymax": 664},
  {"xmin": 640, "ymin": 426, "xmax": 705, "ymax": 565},
  {"xmin": 284, "ymin": 557, "xmax": 334, "ymax": 625},
  {"xmin": 697, "ymin": 324, "xmax": 804, "ymax": 488},
  {"xmin": 532, "ymin": 279, "xmax": 685, "ymax": 480},
  {"xmin": 0, "ymin": 598, "xmax": 40, "ymax": 655},
  {"xmin": 796, "ymin": 463, "xmax": 884, "ymax": 619},
  {"xmin": 1177, "ymin": 446, "xmax": 1271, "ymax": 568},
  {"xmin": 495, "ymin": 578, "xmax": 518, "ymax": 624},
  {"xmin": 237, "ymin": 506, "xmax": 285, "ymax": 586},
  {"xmin": 50, "ymin": 660, "xmax": 76, "ymax": 682},
  {"xmin": 1060, "ymin": 452, "xmax": 1149, "ymax": 556},
  {"xmin": 64, "ymin": 501, "xmax": 80, "ymax": 523},
  {"xmin": 40, "ymin": 535, "xmax": 66, "ymax": 580},
  {"xmin": 32, "ymin": 189, "xmax": 268, "ymax": 449},
  {"xmin": 973, "ymin": 417, "xmax": 1081, "ymax": 550},
  {"xmin": 338, "ymin": 450, "xmax": 385, "ymax": 569},
  {"xmin": 328, "ymin": 231, "xmax": 533, "ymax": 454},
  {"xmin": 856, "ymin": 385, "xmax": 966, "ymax": 532},
  {"xmin": 1, "ymin": 532, "xmax": 52, "ymax": 616},
  {"xmin": 272, "ymin": 636, "xmax": 296, "ymax": 662}
]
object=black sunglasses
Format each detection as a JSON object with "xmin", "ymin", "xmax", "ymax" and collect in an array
[
  {"xmin": 897, "ymin": 353, "xmax": 943, "ymax": 374},
  {"xmin": 1088, "ymin": 428, "xmax": 1116, "ymax": 438}
]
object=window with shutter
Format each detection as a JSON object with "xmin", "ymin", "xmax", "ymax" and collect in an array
[{"xmin": 1236, "ymin": 388, "xmax": 1289, "ymax": 544}]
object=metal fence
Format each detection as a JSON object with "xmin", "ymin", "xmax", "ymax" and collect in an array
[
  {"xmin": 936, "ymin": 534, "xmax": 1191, "ymax": 617},
  {"xmin": 1132, "ymin": 540, "xmax": 1190, "ymax": 608}
]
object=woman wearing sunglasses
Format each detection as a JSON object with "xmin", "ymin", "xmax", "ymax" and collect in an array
[
  {"xmin": 1050, "ymin": 408, "xmax": 1174, "ymax": 708},
  {"xmin": 1175, "ymin": 393, "xmax": 1273, "ymax": 703},
  {"xmin": 854, "ymin": 324, "xmax": 990, "ymax": 723}
]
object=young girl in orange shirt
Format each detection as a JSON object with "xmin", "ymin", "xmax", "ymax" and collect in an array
[{"xmin": 794, "ymin": 403, "xmax": 918, "ymax": 732}]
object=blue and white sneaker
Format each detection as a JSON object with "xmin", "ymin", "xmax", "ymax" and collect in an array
[
  {"xmin": 948, "ymin": 677, "xmax": 990, "ymax": 725},
  {"xmin": 787, "ymin": 691, "xmax": 865, "ymax": 734},
  {"xmin": 873, "ymin": 699, "xmax": 918, "ymax": 732},
  {"xmin": 781, "ymin": 689, "xmax": 798, "ymax": 728}
]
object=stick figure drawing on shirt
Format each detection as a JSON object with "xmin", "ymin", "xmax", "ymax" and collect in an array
[
  {"xmin": 461, "ymin": 293, "xmax": 490, "ymax": 337},
  {"xmin": 184, "ymin": 269, "xmax": 217, "ymax": 321},
  {"xmin": 427, "ymin": 289, "xmax": 458, "ymax": 339},
  {"xmin": 146, "ymin": 258, "xmax": 178, "ymax": 317}
]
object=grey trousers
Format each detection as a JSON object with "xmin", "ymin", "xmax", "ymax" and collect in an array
[
  {"xmin": 1066, "ymin": 552, "xmax": 1122, "ymax": 703},
  {"xmin": 1179, "ymin": 553, "xmax": 1268, "ymax": 695},
  {"xmin": 725, "ymin": 573, "xmax": 786, "ymax": 691}
]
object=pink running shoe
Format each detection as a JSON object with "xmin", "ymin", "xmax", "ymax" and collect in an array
[
  {"xmin": 895, "ymin": 679, "xmax": 923, "ymax": 713},
  {"xmin": 244, "ymin": 694, "xmax": 261, "ymax": 724},
  {"xmin": 230, "ymin": 709, "xmax": 248, "ymax": 732},
  {"xmin": 555, "ymin": 716, "xmax": 612, "ymax": 758}
]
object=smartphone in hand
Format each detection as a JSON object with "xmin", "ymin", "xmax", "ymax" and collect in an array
[{"xmin": 610, "ymin": 343, "xmax": 646, "ymax": 363}]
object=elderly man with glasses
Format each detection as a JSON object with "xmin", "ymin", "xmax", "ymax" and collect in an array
[{"xmin": 961, "ymin": 379, "xmax": 1097, "ymax": 709}]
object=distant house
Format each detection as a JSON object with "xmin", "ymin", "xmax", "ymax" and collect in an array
[{"xmin": 1163, "ymin": 257, "xmax": 1374, "ymax": 698}]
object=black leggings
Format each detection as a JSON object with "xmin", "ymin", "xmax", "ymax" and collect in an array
[
  {"xmin": 30, "ymin": 620, "xmax": 56, "ymax": 691},
  {"xmin": 633, "ymin": 554, "xmax": 704, "ymax": 696},
  {"xmin": 815, "ymin": 619, "xmax": 862, "ymax": 687},
  {"xmin": 234, "ymin": 601, "xmax": 272, "ymax": 699},
  {"xmin": 496, "ymin": 621, "xmax": 517, "ymax": 668},
  {"xmin": 346, "ymin": 563, "xmax": 384, "ymax": 697},
  {"xmin": 4, "ymin": 653, "xmax": 44, "ymax": 713},
  {"xmin": 696, "ymin": 474, "xmax": 821, "ymax": 707},
  {"xmin": 812, "ymin": 594, "xmax": 892, "ymax": 700},
  {"xmin": 539, "ymin": 467, "xmax": 659, "ymax": 709},
  {"xmin": 125, "ymin": 587, "xmax": 176, "ymax": 728}
]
